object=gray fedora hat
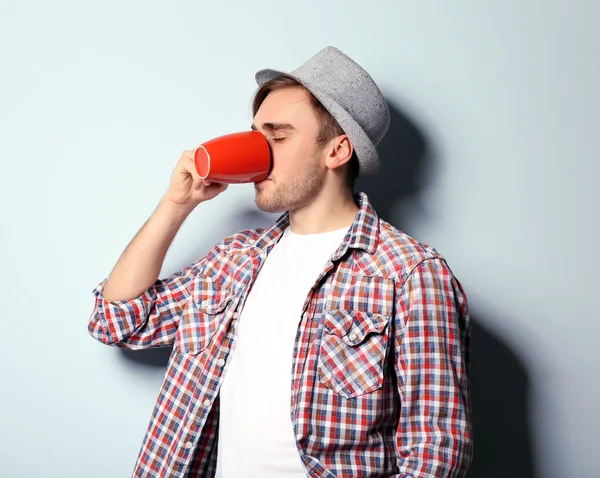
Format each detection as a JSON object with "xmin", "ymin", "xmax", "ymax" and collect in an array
[{"xmin": 255, "ymin": 46, "xmax": 390, "ymax": 177}]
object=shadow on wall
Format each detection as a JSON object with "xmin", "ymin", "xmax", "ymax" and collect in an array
[
  {"xmin": 468, "ymin": 317, "xmax": 537, "ymax": 478},
  {"xmin": 118, "ymin": 100, "xmax": 536, "ymax": 477}
]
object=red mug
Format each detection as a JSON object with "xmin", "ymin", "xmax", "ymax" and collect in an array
[{"xmin": 194, "ymin": 130, "xmax": 271, "ymax": 184}]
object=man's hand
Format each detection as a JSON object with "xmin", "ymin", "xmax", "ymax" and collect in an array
[{"xmin": 163, "ymin": 149, "xmax": 228, "ymax": 212}]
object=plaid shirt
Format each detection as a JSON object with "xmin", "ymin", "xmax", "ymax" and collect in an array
[{"xmin": 88, "ymin": 192, "xmax": 472, "ymax": 477}]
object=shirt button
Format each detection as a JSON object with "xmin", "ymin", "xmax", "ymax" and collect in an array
[
  {"xmin": 348, "ymin": 331, "xmax": 357, "ymax": 342},
  {"xmin": 201, "ymin": 300, "xmax": 208, "ymax": 308},
  {"xmin": 217, "ymin": 358, "xmax": 225, "ymax": 367},
  {"xmin": 185, "ymin": 441, "xmax": 193, "ymax": 449},
  {"xmin": 203, "ymin": 399, "xmax": 211, "ymax": 407},
  {"xmin": 248, "ymin": 239, "xmax": 255, "ymax": 245}
]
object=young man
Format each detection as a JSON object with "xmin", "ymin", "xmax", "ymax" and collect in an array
[{"xmin": 88, "ymin": 46, "xmax": 472, "ymax": 477}]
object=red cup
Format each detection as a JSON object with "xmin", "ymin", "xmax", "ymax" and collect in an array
[{"xmin": 194, "ymin": 130, "xmax": 271, "ymax": 184}]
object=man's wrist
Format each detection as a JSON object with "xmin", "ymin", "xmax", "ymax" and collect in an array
[{"xmin": 155, "ymin": 197, "xmax": 197, "ymax": 224}]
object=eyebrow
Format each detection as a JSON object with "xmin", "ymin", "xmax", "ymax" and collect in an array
[{"xmin": 251, "ymin": 122, "xmax": 296, "ymax": 132}]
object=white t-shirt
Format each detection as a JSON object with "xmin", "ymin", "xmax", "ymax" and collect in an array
[{"xmin": 215, "ymin": 225, "xmax": 349, "ymax": 478}]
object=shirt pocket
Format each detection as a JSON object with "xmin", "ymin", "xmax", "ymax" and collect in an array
[
  {"xmin": 317, "ymin": 309, "xmax": 391, "ymax": 398},
  {"xmin": 175, "ymin": 276, "xmax": 233, "ymax": 355}
]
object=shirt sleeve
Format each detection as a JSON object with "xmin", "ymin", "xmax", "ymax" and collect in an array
[
  {"xmin": 87, "ymin": 255, "xmax": 208, "ymax": 350},
  {"xmin": 393, "ymin": 257, "xmax": 473, "ymax": 477}
]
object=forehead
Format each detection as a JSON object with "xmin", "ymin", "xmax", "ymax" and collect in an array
[{"xmin": 254, "ymin": 87, "xmax": 319, "ymax": 128}]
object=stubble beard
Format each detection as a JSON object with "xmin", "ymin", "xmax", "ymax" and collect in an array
[{"xmin": 254, "ymin": 155, "xmax": 324, "ymax": 214}]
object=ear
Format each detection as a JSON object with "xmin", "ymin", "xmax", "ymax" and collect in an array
[{"xmin": 324, "ymin": 135, "xmax": 354, "ymax": 171}]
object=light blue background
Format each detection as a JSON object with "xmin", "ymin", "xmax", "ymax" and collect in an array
[{"xmin": 1, "ymin": 1, "xmax": 598, "ymax": 476}]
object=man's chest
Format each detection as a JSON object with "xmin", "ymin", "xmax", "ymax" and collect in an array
[
  {"xmin": 232, "ymin": 245, "xmax": 397, "ymax": 320},
  {"xmin": 175, "ymin": 250, "xmax": 396, "ymax": 354},
  {"xmin": 172, "ymin": 249, "xmax": 398, "ymax": 446}
]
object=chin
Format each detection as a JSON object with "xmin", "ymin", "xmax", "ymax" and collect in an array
[{"xmin": 254, "ymin": 191, "xmax": 287, "ymax": 213}]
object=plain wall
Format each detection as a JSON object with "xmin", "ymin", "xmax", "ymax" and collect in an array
[{"xmin": 1, "ymin": 1, "xmax": 598, "ymax": 476}]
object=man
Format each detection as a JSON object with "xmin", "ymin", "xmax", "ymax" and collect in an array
[{"xmin": 88, "ymin": 46, "xmax": 472, "ymax": 477}]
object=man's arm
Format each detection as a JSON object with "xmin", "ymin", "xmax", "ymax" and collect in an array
[
  {"xmin": 87, "ymin": 149, "xmax": 228, "ymax": 349},
  {"xmin": 393, "ymin": 257, "xmax": 473, "ymax": 477},
  {"xmin": 100, "ymin": 198, "xmax": 193, "ymax": 303}
]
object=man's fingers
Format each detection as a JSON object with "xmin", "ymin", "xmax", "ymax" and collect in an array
[{"xmin": 179, "ymin": 150, "xmax": 195, "ymax": 162}]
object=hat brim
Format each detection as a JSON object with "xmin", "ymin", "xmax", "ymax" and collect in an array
[{"xmin": 255, "ymin": 68, "xmax": 380, "ymax": 177}]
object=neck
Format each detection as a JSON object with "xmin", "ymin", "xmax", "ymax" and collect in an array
[{"xmin": 288, "ymin": 187, "xmax": 359, "ymax": 235}]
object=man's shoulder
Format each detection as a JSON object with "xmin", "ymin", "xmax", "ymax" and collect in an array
[
  {"xmin": 199, "ymin": 228, "xmax": 268, "ymax": 274},
  {"xmin": 366, "ymin": 219, "xmax": 444, "ymax": 282},
  {"xmin": 217, "ymin": 227, "xmax": 269, "ymax": 251}
]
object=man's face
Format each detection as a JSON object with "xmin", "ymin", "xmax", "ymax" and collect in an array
[{"xmin": 252, "ymin": 87, "xmax": 327, "ymax": 213}]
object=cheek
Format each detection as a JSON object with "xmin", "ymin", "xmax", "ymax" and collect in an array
[
  {"xmin": 271, "ymin": 136, "xmax": 319, "ymax": 178},
  {"xmin": 271, "ymin": 142, "xmax": 300, "ymax": 174}
]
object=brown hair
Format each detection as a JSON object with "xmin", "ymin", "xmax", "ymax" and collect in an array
[{"xmin": 252, "ymin": 75, "xmax": 359, "ymax": 188}]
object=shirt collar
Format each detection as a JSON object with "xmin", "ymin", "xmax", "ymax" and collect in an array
[{"xmin": 243, "ymin": 191, "xmax": 379, "ymax": 257}]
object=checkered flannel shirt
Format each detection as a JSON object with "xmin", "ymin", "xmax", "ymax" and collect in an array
[{"xmin": 88, "ymin": 192, "xmax": 472, "ymax": 477}]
